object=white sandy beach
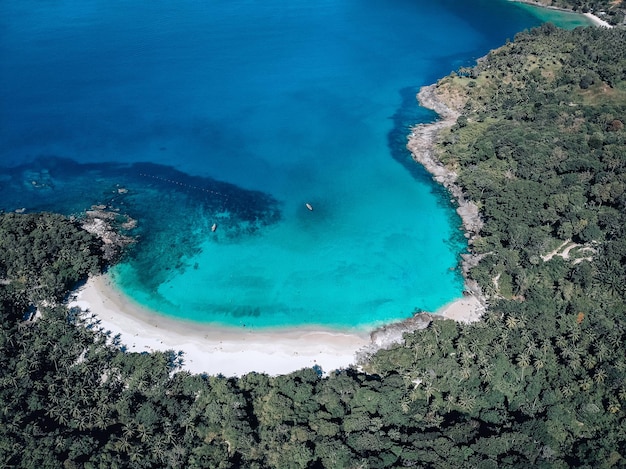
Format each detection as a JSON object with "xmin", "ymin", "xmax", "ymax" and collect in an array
[
  {"xmin": 584, "ymin": 12, "xmax": 613, "ymax": 28},
  {"xmin": 69, "ymin": 274, "xmax": 483, "ymax": 376},
  {"xmin": 70, "ymin": 275, "xmax": 372, "ymax": 376},
  {"xmin": 439, "ymin": 295, "xmax": 484, "ymax": 324}
]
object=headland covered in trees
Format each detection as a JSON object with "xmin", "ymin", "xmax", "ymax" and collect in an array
[{"xmin": 2, "ymin": 5, "xmax": 626, "ymax": 469}]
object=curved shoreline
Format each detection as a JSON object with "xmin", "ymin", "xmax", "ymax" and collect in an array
[
  {"xmin": 69, "ymin": 47, "xmax": 499, "ymax": 381},
  {"xmin": 407, "ymin": 85, "xmax": 487, "ymax": 304},
  {"xmin": 70, "ymin": 275, "xmax": 371, "ymax": 376},
  {"xmin": 69, "ymin": 83, "xmax": 489, "ymax": 379},
  {"xmin": 70, "ymin": 270, "xmax": 485, "ymax": 376},
  {"xmin": 511, "ymin": 0, "xmax": 614, "ymax": 28}
]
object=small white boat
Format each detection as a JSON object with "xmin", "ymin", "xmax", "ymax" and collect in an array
[
  {"xmin": 305, "ymin": 203, "xmax": 313, "ymax": 211},
  {"xmin": 211, "ymin": 223, "xmax": 217, "ymax": 232}
]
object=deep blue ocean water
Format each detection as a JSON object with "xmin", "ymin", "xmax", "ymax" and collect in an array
[{"xmin": 0, "ymin": 1, "xmax": 590, "ymax": 329}]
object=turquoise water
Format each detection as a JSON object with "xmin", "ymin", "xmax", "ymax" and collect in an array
[{"xmin": 0, "ymin": 1, "xmax": 590, "ymax": 328}]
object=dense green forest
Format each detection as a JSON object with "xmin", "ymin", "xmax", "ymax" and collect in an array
[{"xmin": 1, "ymin": 25, "xmax": 625, "ymax": 469}]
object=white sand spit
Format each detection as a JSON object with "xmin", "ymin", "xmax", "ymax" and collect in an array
[{"xmin": 584, "ymin": 12, "xmax": 613, "ymax": 28}]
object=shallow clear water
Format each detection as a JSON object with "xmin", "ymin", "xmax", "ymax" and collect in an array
[{"xmin": 0, "ymin": 1, "xmax": 590, "ymax": 328}]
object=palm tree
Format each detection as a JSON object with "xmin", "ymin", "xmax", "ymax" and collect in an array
[
  {"xmin": 477, "ymin": 351, "xmax": 490, "ymax": 369},
  {"xmin": 95, "ymin": 409, "xmax": 112, "ymax": 430},
  {"xmin": 480, "ymin": 364, "xmax": 494, "ymax": 381},
  {"xmin": 423, "ymin": 343, "xmax": 437, "ymax": 358},
  {"xmin": 45, "ymin": 405, "xmax": 61, "ymax": 422},
  {"xmin": 115, "ymin": 436, "xmax": 132, "ymax": 454},
  {"xmin": 137, "ymin": 423, "xmax": 152, "ymax": 443},
  {"xmin": 2, "ymin": 374, "xmax": 18, "ymax": 388},
  {"xmin": 594, "ymin": 341, "xmax": 611, "ymax": 361},
  {"xmin": 163, "ymin": 426, "xmax": 176, "ymax": 445},
  {"xmin": 181, "ymin": 416, "xmax": 196, "ymax": 435},
  {"xmin": 400, "ymin": 396, "xmax": 411, "ymax": 414},
  {"xmin": 561, "ymin": 343, "xmax": 581, "ymax": 360},
  {"xmin": 461, "ymin": 351, "xmax": 475, "ymax": 368},
  {"xmin": 32, "ymin": 379, "xmax": 45, "ymax": 392},
  {"xmin": 608, "ymin": 334, "xmax": 622, "ymax": 349},
  {"xmin": 151, "ymin": 441, "xmax": 167, "ymax": 464},
  {"xmin": 569, "ymin": 326, "xmax": 581, "ymax": 343},
  {"xmin": 70, "ymin": 404, "xmax": 81, "ymax": 420},
  {"xmin": 495, "ymin": 331, "xmax": 510, "ymax": 355},
  {"xmin": 517, "ymin": 352, "xmax": 531, "ymax": 381},
  {"xmin": 129, "ymin": 446, "xmax": 144, "ymax": 464},
  {"xmin": 584, "ymin": 355, "xmax": 597, "ymax": 370},
  {"xmin": 424, "ymin": 411, "xmax": 444, "ymax": 427},
  {"xmin": 584, "ymin": 328, "xmax": 597, "ymax": 344},
  {"xmin": 540, "ymin": 338, "xmax": 553, "ymax": 355},
  {"xmin": 506, "ymin": 315, "xmax": 519, "ymax": 330},
  {"xmin": 123, "ymin": 422, "xmax": 135, "ymax": 440},
  {"xmin": 76, "ymin": 416, "xmax": 89, "ymax": 432},
  {"xmin": 445, "ymin": 394, "xmax": 456, "ymax": 412},
  {"xmin": 485, "ymin": 310, "xmax": 503, "ymax": 327},
  {"xmin": 524, "ymin": 339, "xmax": 537, "ymax": 356},
  {"xmin": 608, "ymin": 403, "xmax": 621, "ymax": 414},
  {"xmin": 423, "ymin": 381, "xmax": 437, "ymax": 404},
  {"xmin": 458, "ymin": 394, "xmax": 476, "ymax": 412},
  {"xmin": 568, "ymin": 356, "xmax": 582, "ymax": 372}
]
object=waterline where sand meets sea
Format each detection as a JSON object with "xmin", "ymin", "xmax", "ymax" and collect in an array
[{"xmin": 70, "ymin": 273, "xmax": 485, "ymax": 376}]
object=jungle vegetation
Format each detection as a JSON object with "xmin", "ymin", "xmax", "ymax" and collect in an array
[{"xmin": 1, "ymin": 24, "xmax": 625, "ymax": 469}]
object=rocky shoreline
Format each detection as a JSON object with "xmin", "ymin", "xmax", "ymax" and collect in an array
[
  {"xmin": 408, "ymin": 85, "xmax": 483, "ymax": 237},
  {"xmin": 80, "ymin": 205, "xmax": 136, "ymax": 262},
  {"xmin": 407, "ymin": 84, "xmax": 486, "ymax": 302},
  {"xmin": 362, "ymin": 83, "xmax": 488, "ymax": 354}
]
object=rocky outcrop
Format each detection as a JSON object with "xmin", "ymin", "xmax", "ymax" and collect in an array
[
  {"xmin": 81, "ymin": 207, "xmax": 136, "ymax": 262},
  {"xmin": 370, "ymin": 312, "xmax": 437, "ymax": 348},
  {"xmin": 408, "ymin": 84, "xmax": 488, "ymax": 305},
  {"xmin": 407, "ymin": 84, "xmax": 483, "ymax": 236},
  {"xmin": 356, "ymin": 82, "xmax": 492, "ymax": 365},
  {"xmin": 355, "ymin": 312, "xmax": 442, "ymax": 364},
  {"xmin": 408, "ymin": 84, "xmax": 487, "ymax": 283}
]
